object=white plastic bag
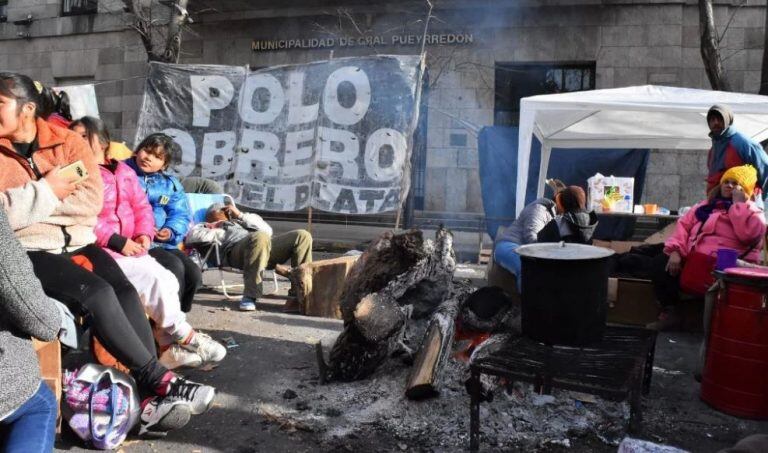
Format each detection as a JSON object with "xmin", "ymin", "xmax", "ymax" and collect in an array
[{"xmin": 587, "ymin": 173, "xmax": 634, "ymax": 213}]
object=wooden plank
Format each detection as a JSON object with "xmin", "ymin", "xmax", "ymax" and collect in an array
[
  {"xmin": 294, "ymin": 255, "xmax": 360, "ymax": 319},
  {"xmin": 33, "ymin": 339, "xmax": 62, "ymax": 430}
]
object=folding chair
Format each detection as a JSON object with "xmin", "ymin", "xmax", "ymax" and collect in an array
[{"xmin": 185, "ymin": 193, "xmax": 278, "ymax": 300}]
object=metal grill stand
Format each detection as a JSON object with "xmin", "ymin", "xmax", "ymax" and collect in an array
[{"xmin": 468, "ymin": 326, "xmax": 657, "ymax": 451}]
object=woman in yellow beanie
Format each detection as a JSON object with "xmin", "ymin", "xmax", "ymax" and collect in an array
[{"xmin": 649, "ymin": 164, "xmax": 766, "ymax": 330}]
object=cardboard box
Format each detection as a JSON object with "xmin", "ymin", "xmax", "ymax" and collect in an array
[
  {"xmin": 294, "ymin": 255, "xmax": 359, "ymax": 319},
  {"xmin": 593, "ymin": 239, "xmax": 644, "ymax": 254},
  {"xmin": 595, "ymin": 238, "xmax": 663, "ymax": 327},
  {"xmin": 607, "ymin": 278, "xmax": 659, "ymax": 326}
]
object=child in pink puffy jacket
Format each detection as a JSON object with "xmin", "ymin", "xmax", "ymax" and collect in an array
[
  {"xmin": 650, "ymin": 164, "xmax": 766, "ymax": 330},
  {"xmin": 72, "ymin": 117, "xmax": 225, "ymax": 370}
]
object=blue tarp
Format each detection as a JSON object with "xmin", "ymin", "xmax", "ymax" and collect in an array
[{"xmin": 478, "ymin": 126, "xmax": 649, "ymax": 241}]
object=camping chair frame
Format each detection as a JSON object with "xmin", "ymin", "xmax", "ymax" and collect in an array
[{"xmin": 185, "ymin": 193, "xmax": 278, "ymax": 300}]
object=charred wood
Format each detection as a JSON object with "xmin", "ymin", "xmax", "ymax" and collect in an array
[{"xmin": 319, "ymin": 228, "xmax": 456, "ymax": 382}]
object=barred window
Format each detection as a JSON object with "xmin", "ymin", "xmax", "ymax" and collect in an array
[
  {"xmin": 62, "ymin": 0, "xmax": 98, "ymax": 16},
  {"xmin": 495, "ymin": 63, "xmax": 595, "ymax": 127}
]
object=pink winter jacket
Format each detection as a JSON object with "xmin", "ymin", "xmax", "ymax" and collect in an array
[
  {"xmin": 664, "ymin": 200, "xmax": 766, "ymax": 263},
  {"xmin": 94, "ymin": 160, "xmax": 155, "ymax": 258}
]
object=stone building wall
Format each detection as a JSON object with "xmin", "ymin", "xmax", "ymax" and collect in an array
[{"xmin": 0, "ymin": 0, "xmax": 764, "ymax": 217}]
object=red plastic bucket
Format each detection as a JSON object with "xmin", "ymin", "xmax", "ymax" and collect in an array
[{"xmin": 701, "ymin": 268, "xmax": 768, "ymax": 418}]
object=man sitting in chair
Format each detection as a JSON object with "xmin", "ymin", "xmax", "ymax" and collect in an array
[{"xmin": 185, "ymin": 202, "xmax": 312, "ymax": 312}]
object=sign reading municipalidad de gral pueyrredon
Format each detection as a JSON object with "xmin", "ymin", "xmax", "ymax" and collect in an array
[
  {"xmin": 252, "ymin": 33, "xmax": 474, "ymax": 51},
  {"xmin": 134, "ymin": 56, "xmax": 421, "ymax": 214}
]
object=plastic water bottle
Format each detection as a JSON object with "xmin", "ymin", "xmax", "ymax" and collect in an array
[{"xmin": 623, "ymin": 195, "xmax": 631, "ymax": 212}]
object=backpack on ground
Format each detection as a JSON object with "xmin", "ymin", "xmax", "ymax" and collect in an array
[{"xmin": 62, "ymin": 363, "xmax": 140, "ymax": 449}]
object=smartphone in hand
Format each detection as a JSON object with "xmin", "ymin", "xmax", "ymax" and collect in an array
[{"xmin": 58, "ymin": 160, "xmax": 89, "ymax": 184}]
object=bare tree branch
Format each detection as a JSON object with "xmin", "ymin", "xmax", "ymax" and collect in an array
[
  {"xmin": 718, "ymin": 0, "xmax": 748, "ymax": 44},
  {"xmin": 340, "ymin": 8, "xmax": 366, "ymax": 37},
  {"xmin": 120, "ymin": 0, "xmax": 191, "ymax": 63},
  {"xmin": 699, "ymin": 0, "xmax": 731, "ymax": 90}
]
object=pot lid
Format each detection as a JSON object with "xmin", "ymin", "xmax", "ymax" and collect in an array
[{"xmin": 516, "ymin": 242, "xmax": 615, "ymax": 260}]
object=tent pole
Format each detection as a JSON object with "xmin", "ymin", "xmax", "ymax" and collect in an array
[{"xmin": 536, "ymin": 144, "xmax": 552, "ymax": 199}]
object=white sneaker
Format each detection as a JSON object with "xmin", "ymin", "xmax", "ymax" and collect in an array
[
  {"xmin": 183, "ymin": 332, "xmax": 227, "ymax": 365},
  {"xmin": 139, "ymin": 396, "xmax": 192, "ymax": 435},
  {"xmin": 159, "ymin": 344, "xmax": 203, "ymax": 370}
]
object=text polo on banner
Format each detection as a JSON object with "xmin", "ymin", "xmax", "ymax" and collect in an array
[{"xmin": 134, "ymin": 56, "xmax": 422, "ymax": 214}]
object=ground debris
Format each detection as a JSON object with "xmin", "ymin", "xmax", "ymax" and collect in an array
[
  {"xmin": 257, "ymin": 403, "xmax": 316, "ymax": 433},
  {"xmin": 255, "ymin": 355, "xmax": 631, "ymax": 451},
  {"xmin": 282, "ymin": 389, "xmax": 298, "ymax": 399}
]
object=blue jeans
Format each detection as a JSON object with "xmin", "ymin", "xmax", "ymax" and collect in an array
[
  {"xmin": 493, "ymin": 241, "xmax": 522, "ymax": 291},
  {"xmin": 0, "ymin": 382, "xmax": 57, "ymax": 453}
]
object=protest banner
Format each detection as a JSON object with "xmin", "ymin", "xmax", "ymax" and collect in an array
[{"xmin": 135, "ymin": 56, "xmax": 421, "ymax": 214}]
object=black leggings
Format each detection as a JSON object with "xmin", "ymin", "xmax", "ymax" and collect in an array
[
  {"xmin": 27, "ymin": 244, "xmax": 168, "ymax": 393},
  {"xmin": 149, "ymin": 248, "xmax": 202, "ymax": 312},
  {"xmin": 650, "ymin": 252, "xmax": 680, "ymax": 307}
]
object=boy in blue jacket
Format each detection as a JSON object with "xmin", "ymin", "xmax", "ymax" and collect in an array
[{"xmin": 126, "ymin": 133, "xmax": 202, "ymax": 312}]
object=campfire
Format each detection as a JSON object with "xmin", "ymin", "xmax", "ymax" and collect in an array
[
  {"xmin": 315, "ymin": 228, "xmax": 518, "ymax": 399},
  {"xmin": 254, "ymin": 229, "xmax": 633, "ymax": 450}
]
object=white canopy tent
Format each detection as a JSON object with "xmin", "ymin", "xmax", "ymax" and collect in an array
[{"xmin": 515, "ymin": 85, "xmax": 768, "ymax": 216}]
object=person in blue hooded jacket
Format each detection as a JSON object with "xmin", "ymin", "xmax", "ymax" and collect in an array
[
  {"xmin": 706, "ymin": 104, "xmax": 768, "ymax": 203},
  {"xmin": 126, "ymin": 133, "xmax": 202, "ymax": 312}
]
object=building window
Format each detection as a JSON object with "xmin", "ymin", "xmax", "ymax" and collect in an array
[
  {"xmin": 494, "ymin": 63, "xmax": 595, "ymax": 127},
  {"xmin": 62, "ymin": 0, "xmax": 98, "ymax": 16},
  {"xmin": 0, "ymin": 1, "xmax": 7, "ymax": 23}
]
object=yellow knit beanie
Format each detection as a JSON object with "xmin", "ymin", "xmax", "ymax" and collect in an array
[{"xmin": 720, "ymin": 165, "xmax": 758, "ymax": 198}]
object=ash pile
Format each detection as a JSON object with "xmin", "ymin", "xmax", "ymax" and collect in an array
[{"xmin": 264, "ymin": 229, "xmax": 631, "ymax": 450}]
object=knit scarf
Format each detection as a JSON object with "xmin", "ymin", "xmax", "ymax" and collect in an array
[{"xmin": 695, "ymin": 197, "xmax": 732, "ymax": 223}]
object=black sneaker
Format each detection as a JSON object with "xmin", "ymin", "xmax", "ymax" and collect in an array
[
  {"xmin": 165, "ymin": 376, "xmax": 216, "ymax": 415},
  {"xmin": 139, "ymin": 396, "xmax": 192, "ymax": 435}
]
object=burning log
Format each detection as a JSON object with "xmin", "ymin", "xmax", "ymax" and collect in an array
[
  {"xmin": 405, "ymin": 284, "xmax": 473, "ymax": 400},
  {"xmin": 459, "ymin": 286, "xmax": 516, "ymax": 333},
  {"xmin": 406, "ymin": 286, "xmax": 519, "ymax": 399},
  {"xmin": 317, "ymin": 228, "xmax": 456, "ymax": 382}
]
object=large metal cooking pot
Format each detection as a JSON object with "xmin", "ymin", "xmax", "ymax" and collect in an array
[{"xmin": 516, "ymin": 242, "xmax": 614, "ymax": 345}]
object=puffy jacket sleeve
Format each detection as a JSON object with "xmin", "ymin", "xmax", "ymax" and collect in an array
[
  {"xmin": 51, "ymin": 133, "xmax": 103, "ymax": 225},
  {"xmin": 728, "ymin": 202, "xmax": 766, "ymax": 245},
  {"xmin": 93, "ymin": 214, "xmax": 116, "ymax": 248},
  {"xmin": 735, "ymin": 134, "xmax": 768, "ymax": 197},
  {"xmin": 0, "ymin": 208, "xmax": 60, "ymax": 341},
  {"xmin": 125, "ymin": 166, "xmax": 155, "ymax": 240},
  {"xmin": 160, "ymin": 177, "xmax": 192, "ymax": 245},
  {"xmin": 521, "ymin": 203, "xmax": 553, "ymax": 244},
  {"xmin": 664, "ymin": 202, "xmax": 702, "ymax": 257},
  {"xmin": 0, "ymin": 180, "xmax": 61, "ymax": 230}
]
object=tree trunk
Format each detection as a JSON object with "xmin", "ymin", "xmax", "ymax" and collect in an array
[
  {"xmin": 699, "ymin": 0, "xmax": 731, "ymax": 91},
  {"xmin": 760, "ymin": 0, "xmax": 768, "ymax": 94},
  {"xmin": 163, "ymin": 0, "xmax": 188, "ymax": 63},
  {"xmin": 123, "ymin": 0, "xmax": 188, "ymax": 63}
]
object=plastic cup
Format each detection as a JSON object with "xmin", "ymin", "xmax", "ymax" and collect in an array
[
  {"xmin": 633, "ymin": 205, "xmax": 645, "ymax": 214},
  {"xmin": 716, "ymin": 248, "xmax": 739, "ymax": 271},
  {"xmin": 643, "ymin": 204, "xmax": 658, "ymax": 215}
]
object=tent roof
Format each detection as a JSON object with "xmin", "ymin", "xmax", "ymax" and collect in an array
[{"xmin": 515, "ymin": 85, "xmax": 768, "ymax": 215}]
